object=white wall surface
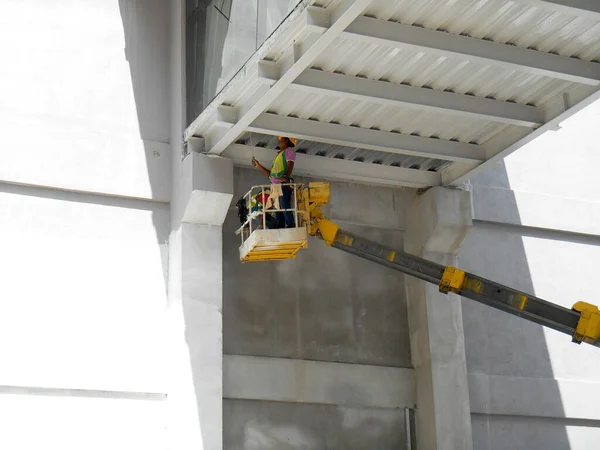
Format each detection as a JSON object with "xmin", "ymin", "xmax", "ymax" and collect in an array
[
  {"xmin": 0, "ymin": 0, "xmax": 170, "ymax": 201},
  {"xmin": 0, "ymin": 0, "xmax": 171, "ymax": 448},
  {"xmin": 464, "ymin": 98, "xmax": 600, "ymax": 449},
  {"xmin": 0, "ymin": 186, "xmax": 169, "ymax": 393},
  {"xmin": 472, "ymin": 414, "xmax": 600, "ymax": 450},
  {"xmin": 0, "ymin": 394, "xmax": 166, "ymax": 450},
  {"xmin": 471, "ymin": 99, "xmax": 600, "ymax": 201},
  {"xmin": 493, "ymin": 100, "xmax": 600, "ymax": 202}
]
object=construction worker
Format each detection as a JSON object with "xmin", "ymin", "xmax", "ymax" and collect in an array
[{"xmin": 251, "ymin": 136, "xmax": 297, "ymax": 229}]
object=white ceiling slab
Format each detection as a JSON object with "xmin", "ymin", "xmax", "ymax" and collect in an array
[{"xmin": 186, "ymin": 0, "xmax": 600, "ymax": 188}]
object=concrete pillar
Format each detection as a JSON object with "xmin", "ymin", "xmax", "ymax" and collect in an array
[
  {"xmin": 168, "ymin": 152, "xmax": 233, "ymax": 450},
  {"xmin": 405, "ymin": 187, "xmax": 473, "ymax": 450}
]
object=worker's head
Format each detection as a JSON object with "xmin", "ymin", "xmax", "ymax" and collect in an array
[{"xmin": 278, "ymin": 136, "xmax": 296, "ymax": 150}]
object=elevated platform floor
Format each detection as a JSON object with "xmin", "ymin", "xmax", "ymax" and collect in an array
[{"xmin": 240, "ymin": 228, "xmax": 308, "ymax": 262}]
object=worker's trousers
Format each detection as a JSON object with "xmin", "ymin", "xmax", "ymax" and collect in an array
[{"xmin": 275, "ymin": 186, "xmax": 295, "ymax": 229}]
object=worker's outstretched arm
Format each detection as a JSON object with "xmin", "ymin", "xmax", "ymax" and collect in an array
[{"xmin": 251, "ymin": 158, "xmax": 270, "ymax": 177}]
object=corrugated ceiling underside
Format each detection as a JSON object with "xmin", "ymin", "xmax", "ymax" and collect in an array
[
  {"xmin": 259, "ymin": 0, "xmax": 600, "ymax": 159},
  {"xmin": 316, "ymin": 0, "xmax": 600, "ymax": 106},
  {"xmin": 269, "ymin": 87, "xmax": 511, "ymax": 144},
  {"xmin": 197, "ymin": 0, "xmax": 600, "ymax": 185},
  {"xmin": 367, "ymin": 0, "xmax": 600, "ymax": 61},
  {"xmin": 312, "ymin": 42, "xmax": 576, "ymax": 107},
  {"xmin": 237, "ymin": 132, "xmax": 452, "ymax": 172}
]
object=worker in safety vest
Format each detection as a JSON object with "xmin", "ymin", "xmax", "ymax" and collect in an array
[{"xmin": 251, "ymin": 136, "xmax": 297, "ymax": 229}]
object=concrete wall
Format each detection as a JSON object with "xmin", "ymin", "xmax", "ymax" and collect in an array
[
  {"xmin": 224, "ymin": 399, "xmax": 406, "ymax": 449},
  {"xmin": 222, "ymin": 167, "xmax": 415, "ymax": 449},
  {"xmin": 462, "ymin": 99, "xmax": 600, "ymax": 449},
  {"xmin": 0, "ymin": 1, "xmax": 171, "ymax": 448}
]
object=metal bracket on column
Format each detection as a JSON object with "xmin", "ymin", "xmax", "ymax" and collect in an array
[{"xmin": 439, "ymin": 266, "xmax": 467, "ymax": 294}]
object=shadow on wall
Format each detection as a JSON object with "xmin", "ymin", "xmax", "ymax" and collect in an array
[
  {"xmin": 186, "ymin": 0, "xmax": 223, "ymax": 122},
  {"xmin": 118, "ymin": 0, "xmax": 171, "ymax": 288},
  {"xmin": 461, "ymin": 162, "xmax": 569, "ymax": 449},
  {"xmin": 185, "ymin": 0, "xmax": 299, "ymax": 125}
]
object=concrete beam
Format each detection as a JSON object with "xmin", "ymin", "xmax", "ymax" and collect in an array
[
  {"xmin": 514, "ymin": 0, "xmax": 600, "ymax": 19},
  {"xmin": 223, "ymin": 355, "xmax": 415, "ymax": 409},
  {"xmin": 406, "ymin": 187, "xmax": 472, "ymax": 256},
  {"xmin": 181, "ymin": 152, "xmax": 234, "ymax": 225},
  {"xmin": 338, "ymin": 16, "xmax": 600, "ymax": 85},
  {"xmin": 246, "ymin": 113, "xmax": 485, "ymax": 163},
  {"xmin": 222, "ymin": 144, "xmax": 441, "ymax": 188},
  {"xmin": 288, "ymin": 69, "xmax": 543, "ymax": 128},
  {"xmin": 0, "ymin": 385, "xmax": 166, "ymax": 401},
  {"xmin": 405, "ymin": 187, "xmax": 473, "ymax": 450},
  {"xmin": 202, "ymin": 0, "xmax": 376, "ymax": 155}
]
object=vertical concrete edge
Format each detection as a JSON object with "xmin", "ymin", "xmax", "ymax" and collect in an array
[{"xmin": 405, "ymin": 186, "xmax": 474, "ymax": 450}]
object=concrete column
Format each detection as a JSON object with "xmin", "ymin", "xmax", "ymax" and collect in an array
[
  {"xmin": 168, "ymin": 152, "xmax": 233, "ymax": 450},
  {"xmin": 404, "ymin": 187, "xmax": 473, "ymax": 450}
]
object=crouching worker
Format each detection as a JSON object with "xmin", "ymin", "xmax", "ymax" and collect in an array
[{"xmin": 251, "ymin": 136, "xmax": 297, "ymax": 229}]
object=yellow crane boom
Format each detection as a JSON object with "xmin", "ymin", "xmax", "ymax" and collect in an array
[{"xmin": 237, "ymin": 182, "xmax": 600, "ymax": 346}]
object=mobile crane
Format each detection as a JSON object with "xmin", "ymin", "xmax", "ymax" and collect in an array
[{"xmin": 235, "ymin": 182, "xmax": 600, "ymax": 347}]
